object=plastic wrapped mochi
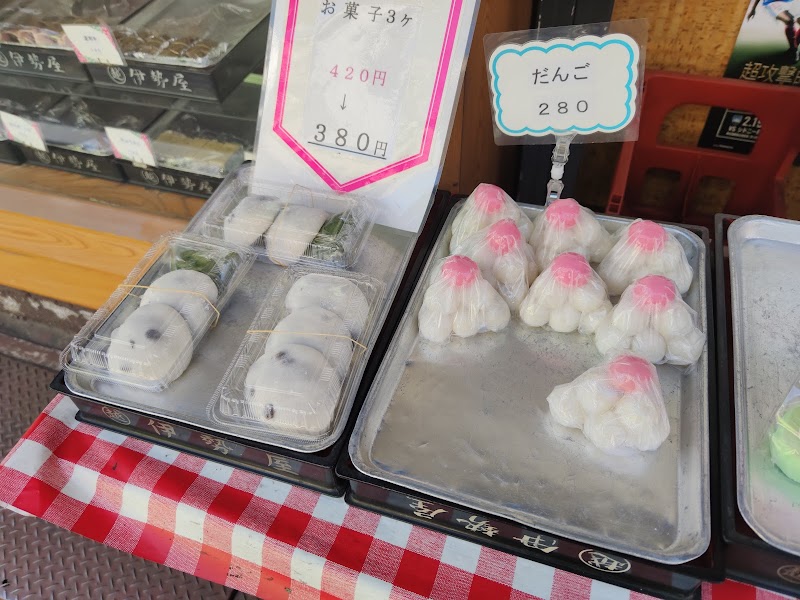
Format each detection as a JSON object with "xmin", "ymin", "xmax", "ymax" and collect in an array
[
  {"xmin": 770, "ymin": 380, "xmax": 800, "ymax": 485},
  {"xmin": 519, "ymin": 252, "xmax": 611, "ymax": 335},
  {"xmin": 594, "ymin": 275, "xmax": 705, "ymax": 366},
  {"xmin": 449, "ymin": 183, "xmax": 532, "ymax": 252},
  {"xmin": 548, "ymin": 354, "xmax": 670, "ymax": 454},
  {"xmin": 530, "ymin": 198, "xmax": 612, "ymax": 269},
  {"xmin": 598, "ymin": 220, "xmax": 693, "ymax": 296},
  {"xmin": 418, "ymin": 255, "xmax": 511, "ymax": 343},
  {"xmin": 451, "ymin": 219, "xmax": 538, "ymax": 311}
]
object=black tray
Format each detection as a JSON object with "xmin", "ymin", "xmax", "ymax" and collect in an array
[
  {"xmin": 85, "ymin": 17, "xmax": 268, "ymax": 102},
  {"xmin": 21, "ymin": 95, "xmax": 165, "ymax": 181},
  {"xmin": 51, "ymin": 191, "xmax": 452, "ymax": 496},
  {"xmin": 19, "ymin": 145, "xmax": 124, "ymax": 180},
  {"xmin": 0, "ymin": 72, "xmax": 85, "ymax": 95},
  {"xmin": 120, "ymin": 109, "xmax": 256, "ymax": 197},
  {"xmin": 0, "ymin": 45, "xmax": 89, "ymax": 81},
  {"xmin": 120, "ymin": 160, "xmax": 223, "ymax": 197},
  {"xmin": 0, "ymin": 139, "xmax": 23, "ymax": 164},
  {"xmin": 336, "ymin": 199, "xmax": 723, "ymax": 600},
  {"xmin": 714, "ymin": 214, "xmax": 800, "ymax": 596},
  {"xmin": 340, "ymin": 454, "xmax": 705, "ymax": 600}
]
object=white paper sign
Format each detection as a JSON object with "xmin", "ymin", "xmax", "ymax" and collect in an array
[
  {"xmin": 0, "ymin": 111, "xmax": 47, "ymax": 151},
  {"xmin": 105, "ymin": 127, "xmax": 156, "ymax": 166},
  {"xmin": 62, "ymin": 24, "xmax": 125, "ymax": 66},
  {"xmin": 254, "ymin": 0, "xmax": 481, "ymax": 232},
  {"xmin": 489, "ymin": 34, "xmax": 640, "ymax": 137},
  {"xmin": 302, "ymin": 3, "xmax": 422, "ymax": 165}
]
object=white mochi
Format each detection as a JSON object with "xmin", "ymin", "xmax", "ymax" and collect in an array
[
  {"xmin": 108, "ymin": 303, "xmax": 193, "ymax": 385},
  {"xmin": 140, "ymin": 269, "xmax": 219, "ymax": 336},
  {"xmin": 223, "ymin": 195, "xmax": 282, "ymax": 247}
]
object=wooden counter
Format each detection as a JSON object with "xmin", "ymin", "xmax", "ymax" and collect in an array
[{"xmin": 0, "ymin": 164, "xmax": 193, "ymax": 309}]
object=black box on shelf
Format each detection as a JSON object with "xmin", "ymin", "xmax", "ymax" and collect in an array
[
  {"xmin": 51, "ymin": 375, "xmax": 347, "ymax": 495},
  {"xmin": 85, "ymin": 17, "xmax": 268, "ymax": 102},
  {"xmin": 714, "ymin": 214, "xmax": 800, "ymax": 598},
  {"xmin": 0, "ymin": 72, "xmax": 86, "ymax": 95},
  {"xmin": 51, "ymin": 191, "xmax": 451, "ymax": 496},
  {"xmin": 0, "ymin": 139, "xmax": 23, "ymax": 164},
  {"xmin": 20, "ymin": 95, "xmax": 164, "ymax": 182},
  {"xmin": 0, "ymin": 45, "xmax": 89, "ymax": 81},
  {"xmin": 0, "ymin": 85, "xmax": 63, "ymax": 167},
  {"xmin": 120, "ymin": 160, "xmax": 225, "ymax": 197},
  {"xmin": 121, "ymin": 108, "xmax": 256, "ymax": 197},
  {"xmin": 334, "ymin": 196, "xmax": 723, "ymax": 600},
  {"xmin": 19, "ymin": 144, "xmax": 123, "ymax": 180}
]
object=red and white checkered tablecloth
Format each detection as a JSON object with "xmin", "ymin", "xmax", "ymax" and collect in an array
[{"xmin": 0, "ymin": 395, "xmax": 786, "ymax": 600}]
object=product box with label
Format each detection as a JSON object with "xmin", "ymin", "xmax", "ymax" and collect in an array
[
  {"xmin": 18, "ymin": 94, "xmax": 164, "ymax": 180},
  {"xmin": 84, "ymin": 0, "xmax": 270, "ymax": 101},
  {"xmin": 0, "ymin": 84, "xmax": 64, "ymax": 164},
  {"xmin": 120, "ymin": 82, "xmax": 261, "ymax": 197},
  {"xmin": 0, "ymin": 0, "xmax": 152, "ymax": 81}
]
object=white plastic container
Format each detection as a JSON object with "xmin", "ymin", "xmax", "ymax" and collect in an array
[
  {"xmin": 198, "ymin": 165, "xmax": 376, "ymax": 268},
  {"xmin": 62, "ymin": 233, "xmax": 255, "ymax": 392},
  {"xmin": 210, "ymin": 266, "xmax": 385, "ymax": 452}
]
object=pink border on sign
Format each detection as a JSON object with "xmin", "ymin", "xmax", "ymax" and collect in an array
[{"xmin": 273, "ymin": 0, "xmax": 464, "ymax": 192}]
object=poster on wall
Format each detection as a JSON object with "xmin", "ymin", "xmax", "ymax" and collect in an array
[
  {"xmin": 699, "ymin": 0, "xmax": 800, "ymax": 154},
  {"xmin": 723, "ymin": 0, "xmax": 800, "ymax": 83}
]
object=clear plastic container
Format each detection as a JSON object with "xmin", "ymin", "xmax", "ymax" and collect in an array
[
  {"xmin": 38, "ymin": 95, "xmax": 163, "ymax": 156},
  {"xmin": 0, "ymin": 0, "xmax": 150, "ymax": 50},
  {"xmin": 0, "ymin": 85, "xmax": 63, "ymax": 120},
  {"xmin": 62, "ymin": 233, "xmax": 255, "ymax": 392},
  {"xmin": 210, "ymin": 266, "xmax": 385, "ymax": 452},
  {"xmin": 770, "ymin": 382, "xmax": 800, "ymax": 487},
  {"xmin": 147, "ymin": 111, "xmax": 248, "ymax": 177},
  {"xmin": 200, "ymin": 165, "xmax": 376, "ymax": 268},
  {"xmin": 112, "ymin": 0, "xmax": 270, "ymax": 69}
]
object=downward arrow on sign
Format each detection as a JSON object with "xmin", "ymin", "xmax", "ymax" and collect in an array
[{"xmin": 340, "ymin": 94, "xmax": 347, "ymax": 110}]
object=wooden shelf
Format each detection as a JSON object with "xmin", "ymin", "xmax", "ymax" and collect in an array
[
  {"xmin": 0, "ymin": 163, "xmax": 204, "ymax": 222},
  {"xmin": 0, "ymin": 164, "xmax": 196, "ymax": 309}
]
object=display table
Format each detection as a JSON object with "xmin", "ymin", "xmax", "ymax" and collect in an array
[{"xmin": 0, "ymin": 395, "xmax": 780, "ymax": 600}]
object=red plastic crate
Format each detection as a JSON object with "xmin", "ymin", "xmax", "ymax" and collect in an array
[{"xmin": 606, "ymin": 71, "xmax": 800, "ymax": 228}]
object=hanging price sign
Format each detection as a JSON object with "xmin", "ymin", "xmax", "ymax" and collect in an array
[
  {"xmin": 0, "ymin": 111, "xmax": 47, "ymax": 151},
  {"xmin": 489, "ymin": 33, "xmax": 640, "ymax": 138}
]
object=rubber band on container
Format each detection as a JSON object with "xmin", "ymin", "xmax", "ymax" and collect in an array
[
  {"xmin": 120, "ymin": 284, "xmax": 221, "ymax": 327},
  {"xmin": 246, "ymin": 329, "xmax": 368, "ymax": 352}
]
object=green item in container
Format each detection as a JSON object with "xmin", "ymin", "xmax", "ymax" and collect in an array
[
  {"xmin": 307, "ymin": 212, "xmax": 355, "ymax": 263},
  {"xmin": 770, "ymin": 402, "xmax": 800, "ymax": 484},
  {"xmin": 175, "ymin": 249, "xmax": 239, "ymax": 290}
]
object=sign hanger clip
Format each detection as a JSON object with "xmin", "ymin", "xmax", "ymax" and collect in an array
[{"xmin": 546, "ymin": 133, "xmax": 575, "ymax": 204}]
